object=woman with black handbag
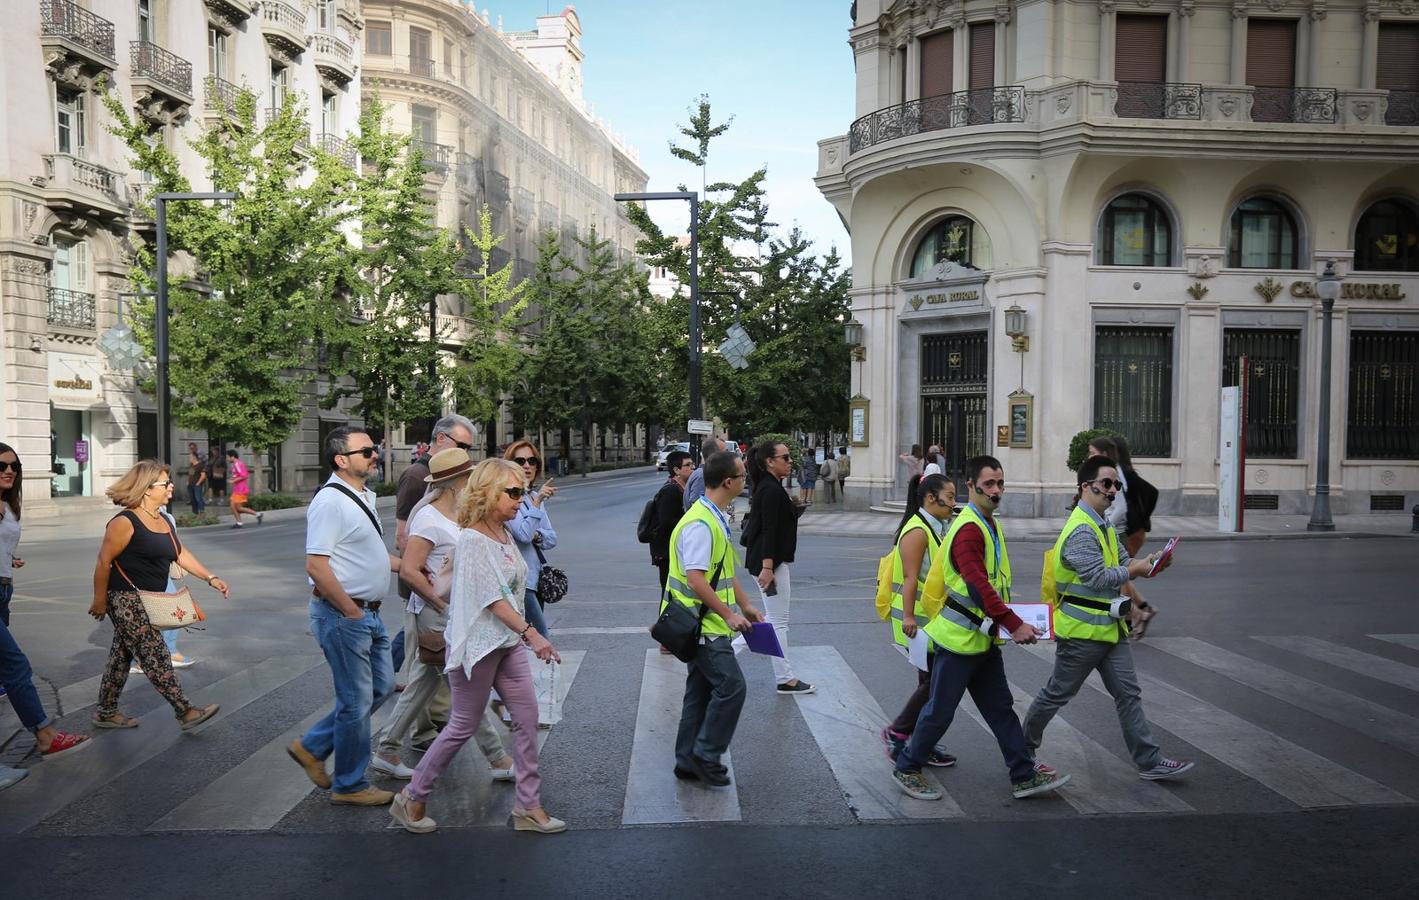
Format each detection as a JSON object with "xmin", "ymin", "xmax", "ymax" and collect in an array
[
  {"xmin": 89, "ymin": 459, "xmax": 226, "ymax": 732},
  {"xmin": 741, "ymin": 441, "xmax": 813, "ymax": 695},
  {"xmin": 504, "ymin": 441, "xmax": 560, "ymax": 638}
]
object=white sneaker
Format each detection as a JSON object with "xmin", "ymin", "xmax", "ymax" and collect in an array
[
  {"xmin": 370, "ymin": 755, "xmax": 416, "ymax": 780},
  {"xmin": 489, "ymin": 764, "xmax": 516, "ymax": 782},
  {"xmin": 170, "ymin": 654, "xmax": 196, "ymax": 669},
  {"xmin": 0, "ymin": 765, "xmax": 29, "ymax": 791},
  {"xmin": 128, "ymin": 663, "xmax": 143, "ymax": 675}
]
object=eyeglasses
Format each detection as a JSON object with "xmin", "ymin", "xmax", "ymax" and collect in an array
[
  {"xmin": 771, "ymin": 454, "xmax": 792, "ymax": 462},
  {"xmin": 150, "ymin": 479, "xmax": 174, "ymax": 489},
  {"xmin": 0, "ymin": 461, "xmax": 19, "ymax": 473},
  {"xmin": 453, "ymin": 440, "xmax": 474, "ymax": 451},
  {"xmin": 727, "ymin": 473, "xmax": 746, "ymax": 482},
  {"xmin": 674, "ymin": 461, "xmax": 695, "ymax": 469},
  {"xmin": 511, "ymin": 456, "xmax": 540, "ymax": 467},
  {"xmin": 1091, "ymin": 478, "xmax": 1122, "ymax": 491},
  {"xmin": 502, "ymin": 486, "xmax": 527, "ymax": 500},
  {"xmin": 339, "ymin": 447, "xmax": 378, "ymax": 459}
]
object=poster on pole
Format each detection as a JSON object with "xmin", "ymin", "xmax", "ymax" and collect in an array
[{"xmin": 1218, "ymin": 386, "xmax": 1242, "ymax": 533}]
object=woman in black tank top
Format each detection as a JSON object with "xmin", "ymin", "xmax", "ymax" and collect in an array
[{"xmin": 89, "ymin": 460, "xmax": 231, "ymax": 732}]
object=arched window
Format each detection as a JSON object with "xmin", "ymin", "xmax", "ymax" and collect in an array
[
  {"xmin": 909, "ymin": 215, "xmax": 992, "ymax": 276},
  {"xmin": 1354, "ymin": 197, "xmax": 1419, "ymax": 272},
  {"xmin": 1228, "ymin": 197, "xmax": 1300, "ymax": 269},
  {"xmin": 1098, "ymin": 193, "xmax": 1173, "ymax": 266}
]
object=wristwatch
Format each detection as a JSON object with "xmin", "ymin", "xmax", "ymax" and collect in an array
[{"xmin": 206, "ymin": 575, "xmax": 220, "ymax": 586}]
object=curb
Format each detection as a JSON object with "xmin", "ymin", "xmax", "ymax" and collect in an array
[{"xmin": 798, "ymin": 524, "xmax": 1416, "ymax": 542}]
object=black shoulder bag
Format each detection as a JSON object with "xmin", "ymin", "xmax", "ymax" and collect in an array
[
  {"xmin": 650, "ymin": 557, "xmax": 724, "ymax": 663},
  {"xmin": 319, "ymin": 482, "xmax": 383, "ymax": 536},
  {"xmin": 534, "ymin": 542, "xmax": 569, "ymax": 604}
]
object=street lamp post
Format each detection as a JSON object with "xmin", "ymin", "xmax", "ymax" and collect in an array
[
  {"xmin": 614, "ymin": 191, "xmax": 701, "ymax": 460},
  {"xmin": 154, "ymin": 191, "xmax": 236, "ymax": 464},
  {"xmin": 1307, "ymin": 260, "xmax": 1342, "ymax": 531}
]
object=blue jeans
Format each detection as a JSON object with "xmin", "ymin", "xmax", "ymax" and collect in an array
[
  {"xmin": 523, "ymin": 589, "xmax": 548, "ymax": 639},
  {"xmin": 0, "ymin": 583, "xmax": 52, "ymax": 732},
  {"xmin": 897, "ymin": 644, "xmax": 1034, "ymax": 784},
  {"xmin": 300, "ymin": 599, "xmax": 395, "ymax": 794},
  {"xmin": 187, "ymin": 484, "xmax": 205, "ymax": 516}
]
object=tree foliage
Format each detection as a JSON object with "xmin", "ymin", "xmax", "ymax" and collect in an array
[{"xmin": 452, "ymin": 205, "xmax": 528, "ymax": 424}]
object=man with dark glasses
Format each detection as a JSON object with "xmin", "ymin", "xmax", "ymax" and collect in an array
[{"xmin": 1022, "ymin": 454, "xmax": 1193, "ymax": 782}]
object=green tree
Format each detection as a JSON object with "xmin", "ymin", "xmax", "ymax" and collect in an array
[{"xmin": 452, "ymin": 205, "xmax": 528, "ymax": 425}]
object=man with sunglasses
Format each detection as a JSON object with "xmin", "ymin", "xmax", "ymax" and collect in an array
[{"xmin": 1022, "ymin": 455, "xmax": 1193, "ymax": 782}]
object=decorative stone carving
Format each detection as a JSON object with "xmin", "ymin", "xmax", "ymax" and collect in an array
[
  {"xmin": 1180, "ymin": 0, "xmax": 1196, "ymax": 15},
  {"xmin": 1195, "ymin": 255, "xmax": 1219, "ymax": 278},
  {"xmin": 1381, "ymin": 469, "xmax": 1396, "ymax": 485},
  {"xmin": 1254, "ymin": 277, "xmax": 1285, "ymax": 303},
  {"xmin": 1056, "ymin": 93, "xmax": 1072, "ymax": 114},
  {"xmin": 1309, "ymin": 2, "xmax": 1328, "ymax": 22},
  {"xmin": 1138, "ymin": 0, "xmax": 1153, "ymax": 7},
  {"xmin": 994, "ymin": 4, "xmax": 1012, "ymax": 24},
  {"xmin": 1264, "ymin": 0, "xmax": 1287, "ymax": 12},
  {"xmin": 1354, "ymin": 101, "xmax": 1373, "ymax": 121},
  {"xmin": 1254, "ymin": 468, "xmax": 1269, "ymax": 484},
  {"xmin": 1232, "ymin": 2, "xmax": 1250, "ymax": 19},
  {"xmin": 1099, "ymin": 0, "xmax": 1117, "ymax": 14},
  {"xmin": 1187, "ymin": 283, "xmax": 1209, "ymax": 301},
  {"xmin": 1219, "ymin": 97, "xmax": 1239, "ymax": 117},
  {"xmin": 1397, "ymin": 0, "xmax": 1417, "ymax": 15},
  {"xmin": 1363, "ymin": 2, "xmax": 1381, "ymax": 22}
]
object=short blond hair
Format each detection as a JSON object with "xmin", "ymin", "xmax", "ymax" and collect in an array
[
  {"xmin": 107, "ymin": 458, "xmax": 169, "ymax": 509},
  {"xmin": 456, "ymin": 458, "xmax": 525, "ymax": 528}
]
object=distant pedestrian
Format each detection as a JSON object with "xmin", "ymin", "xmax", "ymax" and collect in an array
[
  {"xmin": 797, "ymin": 451, "xmax": 818, "ymax": 505},
  {"xmin": 375, "ymin": 448, "xmax": 515, "ymax": 783},
  {"xmin": 742, "ymin": 441, "xmax": 813, "ymax": 695},
  {"xmin": 1, "ymin": 443, "xmax": 90, "ymax": 789},
  {"xmin": 207, "ymin": 449, "xmax": 226, "ymax": 501},
  {"xmin": 505, "ymin": 441, "xmax": 558, "ymax": 641},
  {"xmin": 185, "ymin": 448, "xmax": 207, "ymax": 516},
  {"xmin": 225, "ymin": 450, "xmax": 262, "ymax": 528},
  {"xmin": 392, "ymin": 459, "xmax": 566, "ymax": 835},
  {"xmin": 683, "ymin": 438, "xmax": 727, "ymax": 511},
  {"xmin": 1022, "ymin": 454, "xmax": 1193, "ymax": 783},
  {"xmin": 923, "ymin": 445, "xmax": 944, "ymax": 478},
  {"xmin": 819, "ymin": 452, "xmax": 839, "ymax": 504},
  {"xmin": 1087, "ymin": 435, "xmax": 1160, "ymax": 638},
  {"xmin": 89, "ymin": 459, "xmax": 226, "ymax": 733},
  {"xmin": 650, "ymin": 450, "xmax": 693, "ymax": 592},
  {"xmin": 836, "ymin": 447, "xmax": 850, "ymax": 499},
  {"xmin": 898, "ymin": 444, "xmax": 925, "ymax": 484},
  {"xmin": 287, "ymin": 426, "xmax": 399, "ymax": 807}
]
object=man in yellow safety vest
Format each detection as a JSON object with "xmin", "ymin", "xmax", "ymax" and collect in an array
[{"xmin": 892, "ymin": 456, "xmax": 1071, "ymax": 801}]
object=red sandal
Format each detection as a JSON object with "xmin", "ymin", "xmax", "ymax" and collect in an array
[{"xmin": 40, "ymin": 731, "xmax": 92, "ymax": 760}]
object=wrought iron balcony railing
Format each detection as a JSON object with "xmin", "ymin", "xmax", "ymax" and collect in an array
[
  {"xmin": 40, "ymin": 0, "xmax": 115, "ymax": 61},
  {"xmin": 410, "ymin": 138, "xmax": 450, "ymax": 170},
  {"xmin": 204, "ymin": 75, "xmax": 240, "ymax": 114},
  {"xmin": 1115, "ymin": 82, "xmax": 1203, "ymax": 120},
  {"xmin": 319, "ymin": 133, "xmax": 357, "ymax": 165},
  {"xmin": 47, "ymin": 287, "xmax": 96, "ymax": 329},
  {"xmin": 409, "ymin": 56, "xmax": 435, "ymax": 78},
  {"xmin": 1385, "ymin": 89, "xmax": 1419, "ymax": 126},
  {"xmin": 848, "ymin": 86, "xmax": 1027, "ymax": 153},
  {"xmin": 131, "ymin": 40, "xmax": 192, "ymax": 96},
  {"xmin": 1251, "ymin": 86, "xmax": 1338, "ymax": 124}
]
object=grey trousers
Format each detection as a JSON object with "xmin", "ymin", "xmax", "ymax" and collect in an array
[
  {"xmin": 675, "ymin": 636, "xmax": 746, "ymax": 768},
  {"xmin": 1022, "ymin": 637, "xmax": 1161, "ymax": 770}
]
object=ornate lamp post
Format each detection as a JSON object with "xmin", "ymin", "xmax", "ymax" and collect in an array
[{"xmin": 1307, "ymin": 260, "xmax": 1342, "ymax": 532}]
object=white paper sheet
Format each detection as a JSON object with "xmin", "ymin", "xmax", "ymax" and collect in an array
[
  {"xmin": 1008, "ymin": 603, "xmax": 1053, "ymax": 641},
  {"xmin": 905, "ymin": 629, "xmax": 930, "ymax": 671}
]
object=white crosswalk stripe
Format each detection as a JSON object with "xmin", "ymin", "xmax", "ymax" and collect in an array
[
  {"xmin": 1371, "ymin": 634, "xmax": 1419, "ymax": 653},
  {"xmin": 1254, "ymin": 635, "xmax": 1419, "ymax": 693}
]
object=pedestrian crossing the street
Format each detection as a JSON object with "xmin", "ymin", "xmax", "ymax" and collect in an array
[{"xmin": 4, "ymin": 633, "xmax": 1417, "ymax": 836}]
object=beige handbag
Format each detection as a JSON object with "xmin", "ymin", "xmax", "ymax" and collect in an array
[{"xmin": 115, "ymin": 527, "xmax": 206, "ymax": 630}]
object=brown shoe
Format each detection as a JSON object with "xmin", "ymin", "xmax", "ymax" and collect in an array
[
  {"xmin": 331, "ymin": 787, "xmax": 395, "ymax": 806},
  {"xmin": 287, "ymin": 740, "xmax": 332, "ymax": 789}
]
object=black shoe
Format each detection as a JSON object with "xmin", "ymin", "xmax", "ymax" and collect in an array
[
  {"xmin": 673, "ymin": 765, "xmax": 699, "ymax": 781},
  {"xmin": 411, "ymin": 737, "xmax": 435, "ymax": 753},
  {"xmin": 690, "ymin": 756, "xmax": 731, "ymax": 787},
  {"xmin": 776, "ymin": 680, "xmax": 816, "ymax": 695}
]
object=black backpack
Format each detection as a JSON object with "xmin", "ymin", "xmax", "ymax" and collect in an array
[{"xmin": 636, "ymin": 495, "xmax": 658, "ymax": 544}]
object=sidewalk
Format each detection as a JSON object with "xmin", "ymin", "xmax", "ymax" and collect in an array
[{"xmin": 792, "ymin": 503, "xmax": 1418, "ymax": 542}]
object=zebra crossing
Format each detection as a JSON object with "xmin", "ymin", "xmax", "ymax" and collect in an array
[{"xmin": 3, "ymin": 632, "xmax": 1417, "ymax": 835}]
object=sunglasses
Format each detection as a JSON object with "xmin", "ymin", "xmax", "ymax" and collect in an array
[
  {"xmin": 511, "ymin": 456, "xmax": 541, "ymax": 467},
  {"xmin": 1091, "ymin": 478, "xmax": 1122, "ymax": 491},
  {"xmin": 340, "ymin": 447, "xmax": 378, "ymax": 458},
  {"xmin": 502, "ymin": 486, "xmax": 527, "ymax": 500},
  {"xmin": 771, "ymin": 454, "xmax": 792, "ymax": 462},
  {"xmin": 150, "ymin": 479, "xmax": 174, "ymax": 489},
  {"xmin": 0, "ymin": 461, "xmax": 20, "ymax": 473},
  {"xmin": 453, "ymin": 440, "xmax": 474, "ymax": 451}
]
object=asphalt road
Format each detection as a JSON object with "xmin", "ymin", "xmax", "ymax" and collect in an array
[{"xmin": 4, "ymin": 469, "xmax": 1418, "ymax": 898}]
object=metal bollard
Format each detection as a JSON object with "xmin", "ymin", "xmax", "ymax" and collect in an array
[{"xmin": 1412, "ymin": 504, "xmax": 1419, "ymax": 533}]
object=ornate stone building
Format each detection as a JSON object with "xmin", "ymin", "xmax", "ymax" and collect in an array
[
  {"xmin": 1, "ymin": 0, "xmax": 364, "ymax": 514},
  {"xmin": 819, "ymin": 0, "xmax": 1419, "ymax": 517},
  {"xmin": 359, "ymin": 1, "xmax": 651, "ymax": 463}
]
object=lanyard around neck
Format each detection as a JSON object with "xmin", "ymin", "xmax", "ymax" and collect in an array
[{"xmin": 966, "ymin": 503, "xmax": 1001, "ymax": 573}]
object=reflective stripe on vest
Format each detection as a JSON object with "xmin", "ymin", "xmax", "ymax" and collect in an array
[
  {"xmin": 662, "ymin": 499, "xmax": 739, "ymax": 638},
  {"xmin": 921, "ymin": 505, "xmax": 1012, "ymax": 656},
  {"xmin": 888, "ymin": 514, "xmax": 941, "ymax": 650},
  {"xmin": 1050, "ymin": 505, "xmax": 1127, "ymax": 643}
]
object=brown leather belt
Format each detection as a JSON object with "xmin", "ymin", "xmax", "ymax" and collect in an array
[
  {"xmin": 313, "ymin": 589, "xmax": 381, "ymax": 612},
  {"xmin": 0, "ymin": 577, "xmax": 11, "ymax": 586}
]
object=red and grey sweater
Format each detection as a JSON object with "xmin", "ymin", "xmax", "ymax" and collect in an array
[{"xmin": 948, "ymin": 519, "xmax": 1024, "ymax": 636}]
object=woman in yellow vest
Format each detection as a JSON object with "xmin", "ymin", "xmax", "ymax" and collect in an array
[
  {"xmin": 879, "ymin": 473, "xmax": 957, "ymax": 768},
  {"xmin": 892, "ymin": 456, "xmax": 1071, "ymax": 802},
  {"xmin": 1021, "ymin": 455, "xmax": 1194, "ymax": 781}
]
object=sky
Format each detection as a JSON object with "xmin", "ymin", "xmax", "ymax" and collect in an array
[{"xmin": 486, "ymin": 0, "xmax": 856, "ymax": 257}]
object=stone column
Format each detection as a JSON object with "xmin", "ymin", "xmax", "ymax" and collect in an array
[
  {"xmin": 1180, "ymin": 300, "xmax": 1222, "ymax": 515},
  {"xmin": 1177, "ymin": 3, "xmax": 1194, "ymax": 83},
  {"xmin": 844, "ymin": 284, "xmax": 901, "ymax": 510},
  {"xmin": 1098, "ymin": 1, "xmax": 1117, "ymax": 82},
  {"xmin": 1230, "ymin": 4, "xmax": 1248, "ymax": 85},
  {"xmin": 905, "ymin": 36, "xmax": 921, "ymax": 101},
  {"xmin": 994, "ymin": 5, "xmax": 1011, "ymax": 86},
  {"xmin": 1361, "ymin": 3, "xmax": 1380, "ymax": 89},
  {"xmin": 953, "ymin": 19, "xmax": 969, "ymax": 92}
]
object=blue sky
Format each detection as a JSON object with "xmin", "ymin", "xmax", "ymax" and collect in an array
[{"xmin": 488, "ymin": 1, "xmax": 855, "ymax": 257}]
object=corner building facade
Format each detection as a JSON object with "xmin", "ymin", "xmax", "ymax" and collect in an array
[{"xmin": 818, "ymin": 0, "xmax": 1419, "ymax": 517}]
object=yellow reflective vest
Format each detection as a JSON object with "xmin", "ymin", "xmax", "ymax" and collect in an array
[
  {"xmin": 1050, "ymin": 505, "xmax": 1129, "ymax": 643},
  {"xmin": 662, "ymin": 498, "xmax": 739, "ymax": 638},
  {"xmin": 922, "ymin": 504, "xmax": 1013, "ymax": 656},
  {"xmin": 888, "ymin": 512, "xmax": 945, "ymax": 650}
]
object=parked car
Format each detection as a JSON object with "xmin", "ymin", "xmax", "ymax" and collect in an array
[{"xmin": 656, "ymin": 442, "xmax": 690, "ymax": 471}]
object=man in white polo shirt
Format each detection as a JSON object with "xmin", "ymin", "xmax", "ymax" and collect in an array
[{"xmin": 287, "ymin": 425, "xmax": 402, "ymax": 806}]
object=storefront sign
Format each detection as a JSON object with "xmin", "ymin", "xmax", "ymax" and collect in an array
[
  {"xmin": 1290, "ymin": 281, "xmax": 1407, "ymax": 301},
  {"xmin": 849, "ymin": 397, "xmax": 869, "ymax": 447},
  {"xmin": 48, "ymin": 353, "xmax": 104, "ymax": 407},
  {"xmin": 74, "ymin": 440, "xmax": 89, "ymax": 464},
  {"xmin": 1007, "ymin": 391, "xmax": 1033, "ymax": 449}
]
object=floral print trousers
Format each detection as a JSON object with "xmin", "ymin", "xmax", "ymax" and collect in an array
[{"xmin": 96, "ymin": 590, "xmax": 193, "ymax": 720}]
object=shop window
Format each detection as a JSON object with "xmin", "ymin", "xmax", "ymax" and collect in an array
[
  {"xmin": 1093, "ymin": 325, "xmax": 1173, "ymax": 457},
  {"xmin": 1228, "ymin": 198, "xmax": 1300, "ymax": 269},
  {"xmin": 366, "ymin": 20, "xmax": 392, "ymax": 55},
  {"xmin": 1223, "ymin": 329, "xmax": 1301, "ymax": 458},
  {"xmin": 1354, "ymin": 197, "xmax": 1419, "ymax": 272},
  {"xmin": 1098, "ymin": 193, "xmax": 1174, "ymax": 266},
  {"xmin": 909, "ymin": 215, "xmax": 991, "ymax": 276},
  {"xmin": 1348, "ymin": 331, "xmax": 1419, "ymax": 459}
]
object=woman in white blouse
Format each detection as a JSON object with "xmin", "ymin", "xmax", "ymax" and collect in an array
[{"xmin": 392, "ymin": 459, "xmax": 565, "ymax": 835}]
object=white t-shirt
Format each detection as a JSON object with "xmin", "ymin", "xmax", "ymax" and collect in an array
[
  {"xmin": 0, "ymin": 504, "xmax": 20, "ymax": 579},
  {"xmin": 406, "ymin": 502, "xmax": 459, "ymax": 614},
  {"xmin": 444, "ymin": 527, "xmax": 528, "ymax": 676},
  {"xmin": 1104, "ymin": 467, "xmax": 1130, "ymax": 530},
  {"xmin": 922, "ymin": 462, "xmax": 942, "ymax": 477},
  {"xmin": 305, "ymin": 475, "xmax": 390, "ymax": 602}
]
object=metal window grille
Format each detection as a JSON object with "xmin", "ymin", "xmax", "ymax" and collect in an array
[
  {"xmin": 1223, "ymin": 329, "xmax": 1301, "ymax": 458},
  {"xmin": 1347, "ymin": 331, "xmax": 1419, "ymax": 459},
  {"xmin": 1094, "ymin": 326, "xmax": 1173, "ymax": 456}
]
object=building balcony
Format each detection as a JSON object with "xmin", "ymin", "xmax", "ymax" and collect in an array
[
  {"xmin": 203, "ymin": 0, "xmax": 255, "ymax": 26},
  {"xmin": 47, "ymin": 287, "xmax": 96, "ymax": 330},
  {"xmin": 1250, "ymin": 86, "xmax": 1338, "ymax": 124},
  {"xmin": 39, "ymin": 0, "xmax": 116, "ymax": 91},
  {"xmin": 319, "ymin": 133, "xmax": 357, "ymax": 166},
  {"xmin": 204, "ymin": 75, "xmax": 241, "ymax": 116},
  {"xmin": 410, "ymin": 139, "xmax": 450, "ymax": 174},
  {"xmin": 514, "ymin": 187, "xmax": 535, "ymax": 223},
  {"xmin": 1115, "ymin": 82, "xmax": 1203, "ymax": 120},
  {"xmin": 313, "ymin": 31, "xmax": 355, "ymax": 86},
  {"xmin": 849, "ymin": 87, "xmax": 1026, "ymax": 153},
  {"xmin": 260, "ymin": 0, "xmax": 309, "ymax": 60},
  {"xmin": 130, "ymin": 41, "xmax": 193, "ymax": 125},
  {"xmin": 1386, "ymin": 90, "xmax": 1419, "ymax": 127},
  {"xmin": 264, "ymin": 107, "xmax": 311, "ymax": 149},
  {"xmin": 41, "ymin": 154, "xmax": 127, "ymax": 222},
  {"xmin": 409, "ymin": 55, "xmax": 435, "ymax": 78},
  {"xmin": 454, "ymin": 152, "xmax": 480, "ymax": 196}
]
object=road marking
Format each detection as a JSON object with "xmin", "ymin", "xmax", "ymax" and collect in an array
[
  {"xmin": 1, "ymin": 654, "xmax": 323, "ymax": 835},
  {"xmin": 622, "ymin": 648, "xmax": 740, "ymax": 825},
  {"xmin": 1148, "ymin": 637, "xmax": 1419, "ymax": 757},
  {"xmin": 1023, "ymin": 642, "xmax": 1408, "ymax": 807},
  {"xmin": 1371, "ymin": 634, "xmax": 1419, "ymax": 653},
  {"xmin": 1255, "ymin": 635, "xmax": 1419, "ymax": 693},
  {"xmin": 424, "ymin": 650, "xmax": 585, "ymax": 829},
  {"xmin": 547, "ymin": 626, "xmax": 649, "ymax": 635},
  {"xmin": 790, "ymin": 646, "xmax": 963, "ymax": 820}
]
